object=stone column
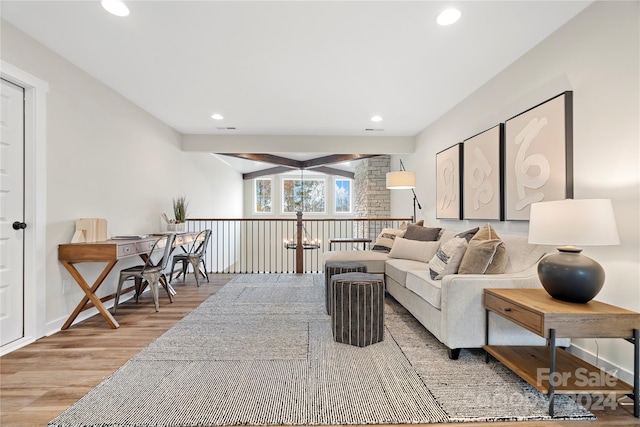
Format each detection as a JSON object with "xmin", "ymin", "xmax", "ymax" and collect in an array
[{"xmin": 353, "ymin": 155, "xmax": 390, "ymax": 247}]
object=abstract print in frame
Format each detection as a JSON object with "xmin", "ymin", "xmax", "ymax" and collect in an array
[
  {"xmin": 504, "ymin": 91, "xmax": 574, "ymax": 220},
  {"xmin": 436, "ymin": 143, "xmax": 462, "ymax": 219},
  {"xmin": 462, "ymin": 124, "xmax": 504, "ymax": 220}
]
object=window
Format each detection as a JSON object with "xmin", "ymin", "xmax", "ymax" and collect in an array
[
  {"xmin": 254, "ymin": 178, "xmax": 272, "ymax": 213},
  {"xmin": 282, "ymin": 178, "xmax": 325, "ymax": 213},
  {"xmin": 335, "ymin": 179, "xmax": 352, "ymax": 213}
]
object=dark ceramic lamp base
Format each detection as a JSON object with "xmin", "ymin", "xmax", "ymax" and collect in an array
[{"xmin": 537, "ymin": 247, "xmax": 605, "ymax": 304}]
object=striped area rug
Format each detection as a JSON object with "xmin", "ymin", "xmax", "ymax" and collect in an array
[{"xmin": 49, "ymin": 274, "xmax": 594, "ymax": 426}]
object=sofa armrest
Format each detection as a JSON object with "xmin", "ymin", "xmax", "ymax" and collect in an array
[{"xmin": 438, "ymin": 265, "xmax": 547, "ymax": 349}]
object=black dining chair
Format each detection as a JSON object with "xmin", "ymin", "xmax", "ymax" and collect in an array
[
  {"xmin": 169, "ymin": 229, "xmax": 211, "ymax": 286},
  {"xmin": 113, "ymin": 234, "xmax": 176, "ymax": 313}
]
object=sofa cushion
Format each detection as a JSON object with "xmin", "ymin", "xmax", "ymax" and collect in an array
[
  {"xmin": 458, "ymin": 224, "xmax": 508, "ymax": 274},
  {"xmin": 371, "ymin": 228, "xmax": 406, "ymax": 252},
  {"xmin": 428, "ymin": 237, "xmax": 468, "ymax": 280},
  {"xmin": 405, "ymin": 270, "xmax": 442, "ymax": 309},
  {"xmin": 388, "ymin": 237, "xmax": 440, "ymax": 263},
  {"xmin": 322, "ymin": 250, "xmax": 389, "ymax": 274},
  {"xmin": 386, "ymin": 258, "xmax": 430, "ymax": 287},
  {"xmin": 403, "ymin": 224, "xmax": 441, "ymax": 241}
]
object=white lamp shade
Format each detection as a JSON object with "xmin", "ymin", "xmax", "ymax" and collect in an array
[
  {"xmin": 386, "ymin": 171, "xmax": 416, "ymax": 189},
  {"xmin": 528, "ymin": 199, "xmax": 620, "ymax": 246}
]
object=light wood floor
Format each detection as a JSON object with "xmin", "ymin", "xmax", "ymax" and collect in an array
[{"xmin": 1, "ymin": 274, "xmax": 637, "ymax": 427}]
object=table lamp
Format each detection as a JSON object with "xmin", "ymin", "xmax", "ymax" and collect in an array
[
  {"xmin": 528, "ymin": 199, "xmax": 620, "ymax": 303},
  {"xmin": 386, "ymin": 159, "xmax": 422, "ymax": 222}
]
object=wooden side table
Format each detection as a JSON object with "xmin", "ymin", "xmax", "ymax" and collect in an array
[{"xmin": 483, "ymin": 288, "xmax": 639, "ymax": 418}]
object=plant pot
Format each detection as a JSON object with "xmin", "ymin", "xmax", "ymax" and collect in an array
[{"xmin": 167, "ymin": 222, "xmax": 186, "ymax": 232}]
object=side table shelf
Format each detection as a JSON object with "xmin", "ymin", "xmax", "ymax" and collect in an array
[
  {"xmin": 484, "ymin": 345, "xmax": 633, "ymax": 395},
  {"xmin": 483, "ymin": 288, "xmax": 639, "ymax": 418}
]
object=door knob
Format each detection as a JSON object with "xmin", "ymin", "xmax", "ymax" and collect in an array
[{"xmin": 12, "ymin": 221, "xmax": 27, "ymax": 230}]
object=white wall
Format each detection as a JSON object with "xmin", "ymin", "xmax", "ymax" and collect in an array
[
  {"xmin": 396, "ymin": 1, "xmax": 639, "ymax": 376},
  {"xmin": 1, "ymin": 21, "xmax": 243, "ymax": 331}
]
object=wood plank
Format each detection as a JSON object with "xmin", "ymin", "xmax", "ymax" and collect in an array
[{"xmin": 484, "ymin": 345, "xmax": 633, "ymax": 394}]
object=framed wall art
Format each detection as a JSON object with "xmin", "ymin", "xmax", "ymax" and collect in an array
[
  {"xmin": 462, "ymin": 124, "xmax": 504, "ymax": 220},
  {"xmin": 504, "ymin": 91, "xmax": 574, "ymax": 220},
  {"xmin": 436, "ymin": 143, "xmax": 463, "ymax": 220}
]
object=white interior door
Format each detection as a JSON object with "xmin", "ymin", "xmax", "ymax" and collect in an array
[{"xmin": 0, "ymin": 78, "xmax": 25, "ymax": 346}]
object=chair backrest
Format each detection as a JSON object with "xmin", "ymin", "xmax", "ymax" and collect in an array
[
  {"xmin": 190, "ymin": 229, "xmax": 212, "ymax": 256},
  {"xmin": 143, "ymin": 234, "xmax": 176, "ymax": 272}
]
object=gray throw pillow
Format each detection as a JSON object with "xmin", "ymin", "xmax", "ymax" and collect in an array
[{"xmin": 403, "ymin": 224, "xmax": 441, "ymax": 242}]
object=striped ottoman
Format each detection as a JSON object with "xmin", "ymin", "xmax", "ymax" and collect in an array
[
  {"xmin": 330, "ymin": 272, "xmax": 385, "ymax": 347},
  {"xmin": 324, "ymin": 261, "xmax": 367, "ymax": 315}
]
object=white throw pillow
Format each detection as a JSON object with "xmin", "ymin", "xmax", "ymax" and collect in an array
[
  {"xmin": 428, "ymin": 237, "xmax": 469, "ymax": 280},
  {"xmin": 371, "ymin": 228, "xmax": 406, "ymax": 252},
  {"xmin": 388, "ymin": 237, "xmax": 441, "ymax": 263}
]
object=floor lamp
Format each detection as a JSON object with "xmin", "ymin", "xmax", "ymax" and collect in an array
[{"xmin": 386, "ymin": 159, "xmax": 422, "ymax": 222}]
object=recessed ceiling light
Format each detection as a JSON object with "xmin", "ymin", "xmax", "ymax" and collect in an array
[
  {"xmin": 371, "ymin": 115, "xmax": 383, "ymax": 122},
  {"xmin": 101, "ymin": 0, "xmax": 129, "ymax": 17},
  {"xmin": 437, "ymin": 8, "xmax": 461, "ymax": 26},
  {"xmin": 211, "ymin": 113, "xmax": 224, "ymax": 120}
]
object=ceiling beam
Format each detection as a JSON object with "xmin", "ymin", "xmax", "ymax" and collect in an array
[
  {"xmin": 242, "ymin": 166, "xmax": 294, "ymax": 180},
  {"xmin": 221, "ymin": 153, "xmax": 301, "ymax": 169},
  {"xmin": 312, "ymin": 166, "xmax": 354, "ymax": 179},
  {"xmin": 302, "ymin": 154, "xmax": 380, "ymax": 169}
]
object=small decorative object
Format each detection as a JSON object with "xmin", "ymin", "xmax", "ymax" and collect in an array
[
  {"xmin": 528, "ymin": 199, "xmax": 619, "ymax": 303},
  {"xmin": 504, "ymin": 91, "xmax": 573, "ymax": 220},
  {"xmin": 462, "ymin": 124, "xmax": 503, "ymax": 220},
  {"xmin": 72, "ymin": 218, "xmax": 108, "ymax": 243},
  {"xmin": 166, "ymin": 196, "xmax": 188, "ymax": 232},
  {"xmin": 173, "ymin": 196, "xmax": 188, "ymax": 223},
  {"xmin": 436, "ymin": 143, "xmax": 463, "ymax": 219},
  {"xmin": 386, "ymin": 159, "xmax": 422, "ymax": 222}
]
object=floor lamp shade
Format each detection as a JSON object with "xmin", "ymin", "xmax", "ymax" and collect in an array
[
  {"xmin": 528, "ymin": 199, "xmax": 619, "ymax": 303},
  {"xmin": 386, "ymin": 171, "xmax": 416, "ymax": 189}
]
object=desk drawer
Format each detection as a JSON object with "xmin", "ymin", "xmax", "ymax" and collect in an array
[
  {"xmin": 117, "ymin": 243, "xmax": 137, "ymax": 257},
  {"xmin": 136, "ymin": 240, "xmax": 156, "ymax": 252},
  {"xmin": 485, "ymin": 292, "xmax": 543, "ymax": 336}
]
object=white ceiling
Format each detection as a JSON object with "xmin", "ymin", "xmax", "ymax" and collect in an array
[{"xmin": 1, "ymin": 0, "xmax": 592, "ymax": 140}]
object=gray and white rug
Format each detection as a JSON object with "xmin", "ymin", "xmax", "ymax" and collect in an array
[{"xmin": 49, "ymin": 274, "xmax": 594, "ymax": 426}]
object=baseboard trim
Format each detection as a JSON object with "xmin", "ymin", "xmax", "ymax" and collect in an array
[{"xmin": 569, "ymin": 343, "xmax": 634, "ymax": 385}]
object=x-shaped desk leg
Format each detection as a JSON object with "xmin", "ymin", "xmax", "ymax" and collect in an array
[{"xmin": 60, "ymin": 260, "xmax": 120, "ymax": 330}]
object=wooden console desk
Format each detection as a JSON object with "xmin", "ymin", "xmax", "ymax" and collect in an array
[{"xmin": 58, "ymin": 232, "xmax": 201, "ymax": 330}]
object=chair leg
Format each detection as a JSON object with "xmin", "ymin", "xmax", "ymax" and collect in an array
[
  {"xmin": 201, "ymin": 259, "xmax": 210, "ymax": 283},
  {"xmin": 146, "ymin": 273, "xmax": 160, "ymax": 312},
  {"xmin": 113, "ymin": 275, "xmax": 128, "ymax": 314},
  {"xmin": 134, "ymin": 277, "xmax": 143, "ymax": 303},
  {"xmin": 159, "ymin": 274, "xmax": 175, "ymax": 301},
  {"xmin": 189, "ymin": 258, "xmax": 200, "ymax": 286},
  {"xmin": 169, "ymin": 258, "xmax": 177, "ymax": 283}
]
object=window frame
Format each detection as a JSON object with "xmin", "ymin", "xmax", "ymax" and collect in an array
[
  {"xmin": 281, "ymin": 177, "xmax": 327, "ymax": 214},
  {"xmin": 253, "ymin": 177, "xmax": 273, "ymax": 214},
  {"xmin": 334, "ymin": 178, "xmax": 353, "ymax": 214}
]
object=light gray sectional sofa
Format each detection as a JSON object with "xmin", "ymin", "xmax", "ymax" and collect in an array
[{"xmin": 323, "ymin": 225, "xmax": 566, "ymax": 359}]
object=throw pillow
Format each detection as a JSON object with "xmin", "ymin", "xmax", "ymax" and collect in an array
[
  {"xmin": 455, "ymin": 227, "xmax": 480, "ymax": 242},
  {"xmin": 388, "ymin": 237, "xmax": 441, "ymax": 263},
  {"xmin": 458, "ymin": 223, "xmax": 508, "ymax": 274},
  {"xmin": 403, "ymin": 224, "xmax": 442, "ymax": 242},
  {"xmin": 398, "ymin": 219, "xmax": 423, "ymax": 230},
  {"xmin": 371, "ymin": 228, "xmax": 406, "ymax": 252},
  {"xmin": 428, "ymin": 237, "xmax": 468, "ymax": 280}
]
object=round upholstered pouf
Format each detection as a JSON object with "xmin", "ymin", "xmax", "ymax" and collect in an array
[
  {"xmin": 324, "ymin": 261, "xmax": 367, "ymax": 315},
  {"xmin": 330, "ymin": 272, "xmax": 385, "ymax": 347}
]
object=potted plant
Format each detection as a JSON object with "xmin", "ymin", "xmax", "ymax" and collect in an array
[{"xmin": 170, "ymin": 196, "xmax": 188, "ymax": 232}]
